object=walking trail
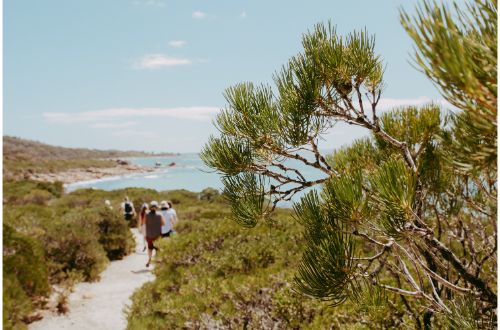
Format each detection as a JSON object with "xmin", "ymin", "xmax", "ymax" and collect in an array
[{"xmin": 30, "ymin": 229, "xmax": 154, "ymax": 330}]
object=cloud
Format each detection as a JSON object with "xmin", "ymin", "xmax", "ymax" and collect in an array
[
  {"xmin": 111, "ymin": 130, "xmax": 159, "ymax": 138},
  {"xmin": 168, "ymin": 40, "xmax": 187, "ymax": 48},
  {"xmin": 192, "ymin": 11, "xmax": 207, "ymax": 19},
  {"xmin": 376, "ymin": 97, "xmax": 450, "ymax": 110},
  {"xmin": 43, "ymin": 107, "xmax": 221, "ymax": 124},
  {"xmin": 240, "ymin": 11, "xmax": 247, "ymax": 18},
  {"xmin": 132, "ymin": 0, "xmax": 165, "ymax": 7},
  {"xmin": 90, "ymin": 121, "xmax": 138, "ymax": 129},
  {"xmin": 135, "ymin": 54, "xmax": 191, "ymax": 69}
]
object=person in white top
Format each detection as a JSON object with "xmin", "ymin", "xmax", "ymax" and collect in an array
[
  {"xmin": 167, "ymin": 201, "xmax": 177, "ymax": 232},
  {"xmin": 160, "ymin": 200, "xmax": 177, "ymax": 238}
]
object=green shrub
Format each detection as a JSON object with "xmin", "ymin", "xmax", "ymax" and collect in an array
[
  {"xmin": 198, "ymin": 187, "xmax": 220, "ymax": 202},
  {"xmin": 3, "ymin": 274, "xmax": 32, "ymax": 330},
  {"xmin": 3, "ymin": 223, "xmax": 51, "ymax": 329},
  {"xmin": 42, "ymin": 214, "xmax": 108, "ymax": 282},
  {"xmin": 3, "ymin": 180, "xmax": 62, "ymax": 205},
  {"xmin": 3, "ymin": 223, "xmax": 50, "ymax": 298},
  {"xmin": 22, "ymin": 189, "xmax": 53, "ymax": 205},
  {"xmin": 93, "ymin": 207, "xmax": 135, "ymax": 260}
]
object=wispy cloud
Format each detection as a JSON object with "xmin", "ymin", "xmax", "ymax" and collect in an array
[
  {"xmin": 168, "ymin": 40, "xmax": 187, "ymax": 48},
  {"xmin": 90, "ymin": 121, "xmax": 138, "ymax": 129},
  {"xmin": 111, "ymin": 130, "xmax": 159, "ymax": 138},
  {"xmin": 192, "ymin": 11, "xmax": 208, "ymax": 19},
  {"xmin": 135, "ymin": 54, "xmax": 191, "ymax": 69},
  {"xmin": 132, "ymin": 0, "xmax": 165, "ymax": 7},
  {"xmin": 240, "ymin": 11, "xmax": 247, "ymax": 18},
  {"xmin": 377, "ymin": 97, "xmax": 450, "ymax": 110},
  {"xmin": 43, "ymin": 107, "xmax": 221, "ymax": 124}
]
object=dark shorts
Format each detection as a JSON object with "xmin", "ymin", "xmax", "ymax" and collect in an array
[
  {"xmin": 146, "ymin": 236, "xmax": 160, "ymax": 250},
  {"xmin": 124, "ymin": 213, "xmax": 133, "ymax": 221},
  {"xmin": 161, "ymin": 230, "xmax": 173, "ymax": 238}
]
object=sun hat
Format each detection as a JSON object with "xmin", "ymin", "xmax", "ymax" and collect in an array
[
  {"xmin": 160, "ymin": 200, "xmax": 168, "ymax": 208},
  {"xmin": 150, "ymin": 201, "xmax": 159, "ymax": 208},
  {"xmin": 141, "ymin": 203, "xmax": 148, "ymax": 209}
]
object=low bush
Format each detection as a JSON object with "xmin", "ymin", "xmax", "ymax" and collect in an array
[
  {"xmin": 42, "ymin": 213, "xmax": 108, "ymax": 282},
  {"xmin": 198, "ymin": 187, "xmax": 220, "ymax": 202},
  {"xmin": 3, "ymin": 274, "xmax": 32, "ymax": 330},
  {"xmin": 3, "ymin": 223, "xmax": 50, "ymax": 330},
  {"xmin": 3, "ymin": 224, "xmax": 50, "ymax": 297},
  {"xmin": 93, "ymin": 207, "xmax": 135, "ymax": 260}
]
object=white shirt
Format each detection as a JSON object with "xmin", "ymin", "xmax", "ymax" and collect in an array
[{"xmin": 160, "ymin": 209, "xmax": 172, "ymax": 234}]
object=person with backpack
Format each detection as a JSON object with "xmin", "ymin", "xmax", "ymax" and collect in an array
[
  {"xmin": 145, "ymin": 201, "xmax": 166, "ymax": 267},
  {"xmin": 121, "ymin": 196, "xmax": 136, "ymax": 222}
]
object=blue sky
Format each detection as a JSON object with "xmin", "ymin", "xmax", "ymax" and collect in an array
[{"xmin": 4, "ymin": 0, "xmax": 444, "ymax": 153}]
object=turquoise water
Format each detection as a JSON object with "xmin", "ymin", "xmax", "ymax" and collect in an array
[
  {"xmin": 66, "ymin": 154, "xmax": 223, "ymax": 193},
  {"xmin": 65, "ymin": 154, "xmax": 328, "ymax": 205}
]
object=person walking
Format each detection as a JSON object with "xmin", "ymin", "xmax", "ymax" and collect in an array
[
  {"xmin": 121, "ymin": 196, "xmax": 136, "ymax": 223},
  {"xmin": 166, "ymin": 201, "xmax": 178, "ymax": 233},
  {"xmin": 159, "ymin": 201, "xmax": 174, "ymax": 238},
  {"xmin": 138, "ymin": 203, "xmax": 149, "ymax": 252},
  {"xmin": 145, "ymin": 201, "xmax": 165, "ymax": 267}
]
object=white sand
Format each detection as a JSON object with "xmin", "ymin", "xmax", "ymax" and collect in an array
[{"xmin": 30, "ymin": 229, "xmax": 155, "ymax": 330}]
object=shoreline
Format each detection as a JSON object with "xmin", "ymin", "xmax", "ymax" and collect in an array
[{"xmin": 29, "ymin": 164, "xmax": 161, "ymax": 185}]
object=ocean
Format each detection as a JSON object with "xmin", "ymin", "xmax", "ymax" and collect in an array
[{"xmin": 65, "ymin": 153, "xmax": 327, "ymax": 205}]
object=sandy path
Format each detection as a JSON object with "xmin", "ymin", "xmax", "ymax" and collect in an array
[{"xmin": 30, "ymin": 229, "xmax": 154, "ymax": 330}]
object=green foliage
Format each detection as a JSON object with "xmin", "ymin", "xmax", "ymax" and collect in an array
[
  {"xmin": 127, "ymin": 195, "xmax": 403, "ymax": 329},
  {"xmin": 293, "ymin": 190, "xmax": 355, "ymax": 304},
  {"xmin": 198, "ymin": 187, "xmax": 220, "ymax": 202},
  {"xmin": 92, "ymin": 207, "xmax": 135, "ymax": 260},
  {"xmin": 3, "ymin": 274, "xmax": 32, "ymax": 330},
  {"xmin": 42, "ymin": 212, "xmax": 108, "ymax": 282},
  {"xmin": 369, "ymin": 158, "xmax": 416, "ymax": 237},
  {"xmin": 203, "ymin": 3, "xmax": 497, "ymax": 327},
  {"xmin": 437, "ymin": 295, "xmax": 496, "ymax": 329},
  {"xmin": 377, "ymin": 105, "xmax": 442, "ymax": 155},
  {"xmin": 221, "ymin": 173, "xmax": 269, "ymax": 227},
  {"xmin": 3, "ymin": 180, "xmax": 63, "ymax": 205},
  {"xmin": 3, "ymin": 223, "xmax": 50, "ymax": 330},
  {"xmin": 203, "ymin": 21, "xmax": 387, "ymax": 221},
  {"xmin": 3, "ymin": 224, "xmax": 51, "ymax": 297},
  {"xmin": 2, "ymin": 181, "xmax": 140, "ymax": 327},
  {"xmin": 327, "ymin": 138, "xmax": 381, "ymax": 175},
  {"xmin": 401, "ymin": 0, "xmax": 497, "ymax": 171}
]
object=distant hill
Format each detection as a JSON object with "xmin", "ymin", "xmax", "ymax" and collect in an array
[
  {"xmin": 3, "ymin": 136, "xmax": 174, "ymax": 160},
  {"xmin": 3, "ymin": 136, "xmax": 176, "ymax": 180}
]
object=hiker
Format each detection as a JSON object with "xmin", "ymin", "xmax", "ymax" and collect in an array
[
  {"xmin": 160, "ymin": 201, "xmax": 174, "ymax": 238},
  {"xmin": 138, "ymin": 203, "xmax": 149, "ymax": 252},
  {"xmin": 145, "ymin": 201, "xmax": 166, "ymax": 267},
  {"xmin": 121, "ymin": 196, "xmax": 135, "ymax": 222},
  {"xmin": 167, "ymin": 201, "xmax": 178, "ymax": 232}
]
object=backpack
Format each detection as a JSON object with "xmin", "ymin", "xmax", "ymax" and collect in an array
[{"xmin": 124, "ymin": 202, "xmax": 133, "ymax": 214}]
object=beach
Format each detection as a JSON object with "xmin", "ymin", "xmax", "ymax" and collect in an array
[{"xmin": 28, "ymin": 163, "xmax": 160, "ymax": 185}]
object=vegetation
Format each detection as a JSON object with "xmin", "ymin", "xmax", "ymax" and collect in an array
[
  {"xmin": 201, "ymin": 0, "xmax": 496, "ymax": 328},
  {"xmin": 3, "ymin": 181, "xmax": 135, "ymax": 329},
  {"xmin": 126, "ymin": 189, "xmax": 415, "ymax": 328}
]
